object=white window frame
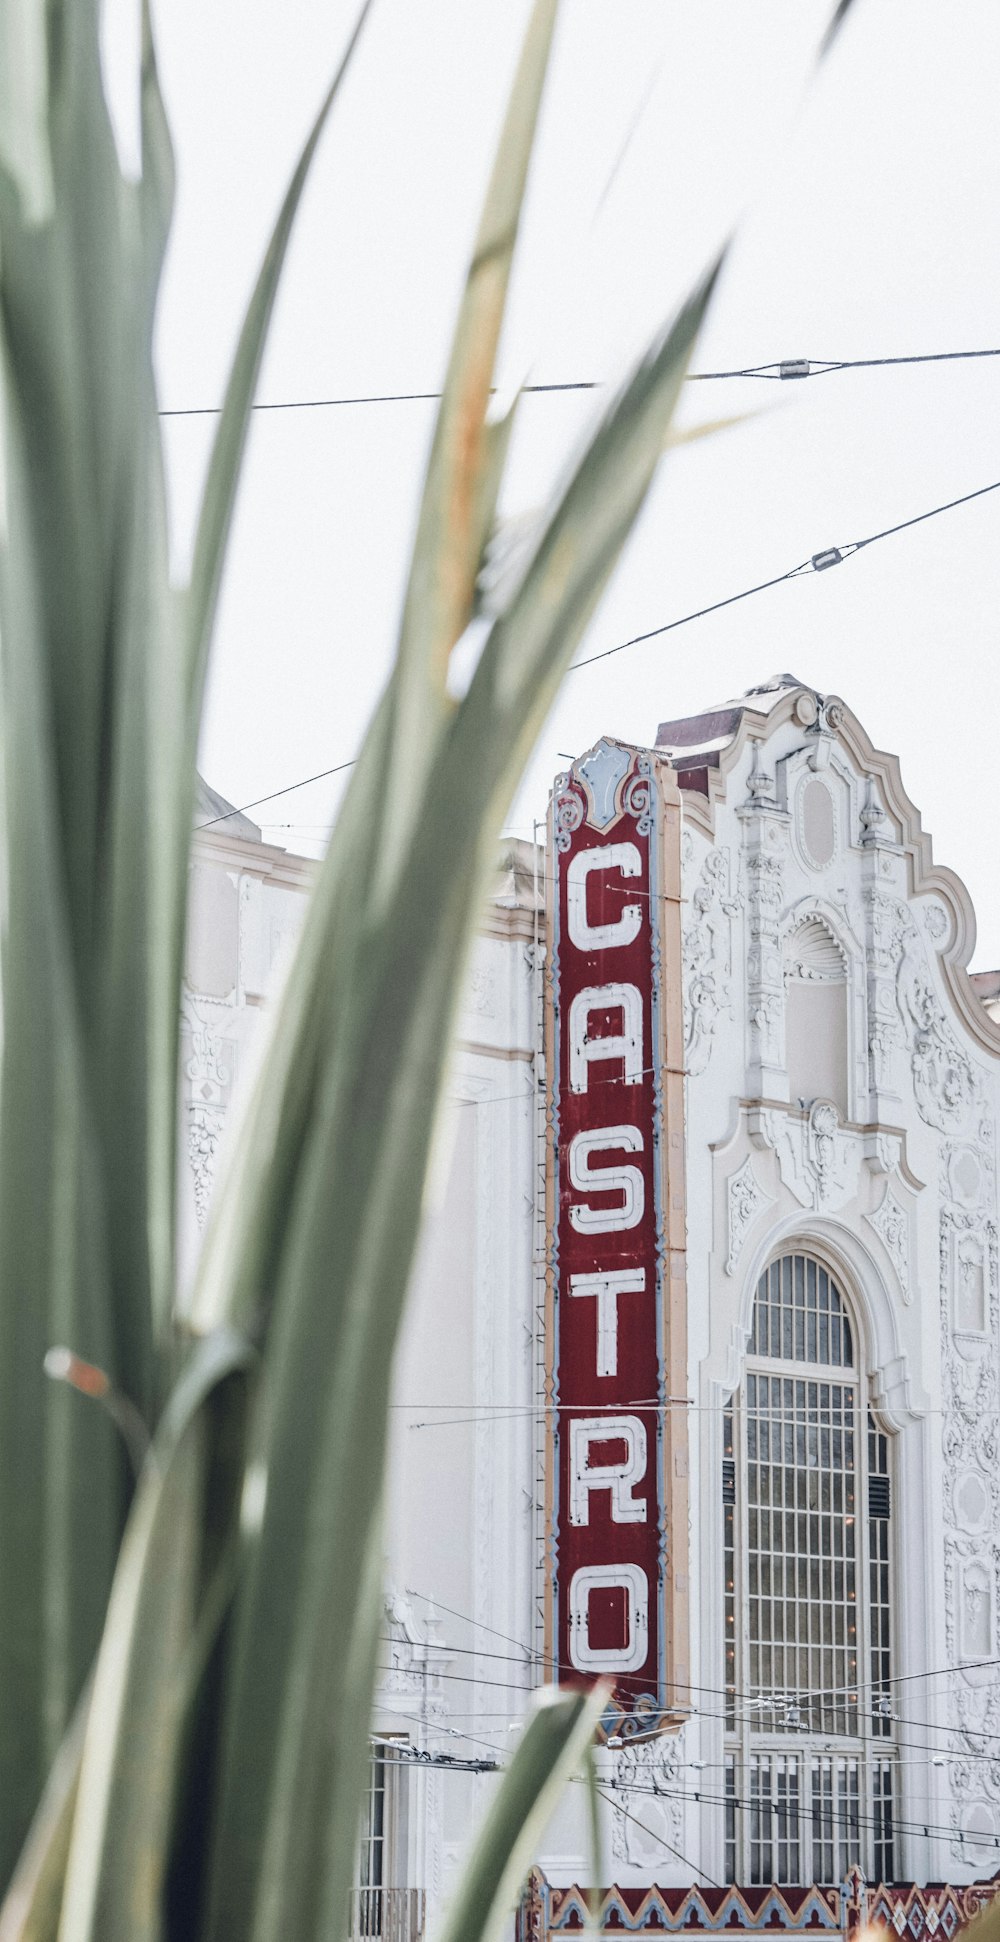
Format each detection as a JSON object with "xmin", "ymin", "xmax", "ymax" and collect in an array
[
  {"xmin": 724, "ymin": 1251, "xmax": 897, "ymax": 1887},
  {"xmin": 354, "ymin": 1740, "xmax": 413, "ymax": 1939}
]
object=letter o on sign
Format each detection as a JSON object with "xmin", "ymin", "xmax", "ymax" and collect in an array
[{"xmin": 568, "ymin": 1563, "xmax": 649, "ymax": 1673}]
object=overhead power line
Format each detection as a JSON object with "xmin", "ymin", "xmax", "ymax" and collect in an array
[
  {"xmin": 593, "ymin": 1784, "xmax": 721, "ymax": 1887},
  {"xmin": 161, "ymin": 346, "xmax": 1000, "ymax": 419},
  {"xmin": 571, "ymin": 473, "xmax": 1000, "ymax": 671},
  {"xmin": 194, "ymin": 470, "xmax": 1000, "ymax": 834},
  {"xmin": 196, "ymin": 756, "xmax": 356, "ymax": 830},
  {"xmin": 400, "ymin": 1587, "xmax": 1000, "ymax": 1749},
  {"xmin": 688, "ymin": 347, "xmax": 1000, "ymax": 381},
  {"xmin": 161, "ymin": 380, "xmax": 599, "ymax": 418},
  {"xmin": 371, "ymin": 1726, "xmax": 996, "ymax": 1864}
]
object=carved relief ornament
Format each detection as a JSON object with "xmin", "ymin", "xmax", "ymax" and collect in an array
[
  {"xmin": 865, "ymin": 1180, "xmax": 912, "ymax": 1304},
  {"xmin": 726, "ymin": 1157, "xmax": 775, "ymax": 1275},
  {"xmin": 683, "ymin": 848, "xmax": 741, "ymax": 1077},
  {"xmin": 184, "ymin": 1004, "xmax": 230, "ymax": 1227}
]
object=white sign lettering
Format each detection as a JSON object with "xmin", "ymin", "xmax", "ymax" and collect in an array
[
  {"xmin": 567, "ymin": 843, "xmax": 643, "ymax": 952},
  {"xmin": 568, "ymin": 1563, "xmax": 649, "ymax": 1673},
  {"xmin": 569, "ymin": 1269, "xmax": 646, "ymax": 1377},
  {"xmin": 568, "ymin": 982, "xmax": 643, "ymax": 1094},
  {"xmin": 568, "ymin": 1125, "xmax": 644, "ymax": 1233},
  {"xmin": 569, "ymin": 1414, "xmax": 647, "ymax": 1526}
]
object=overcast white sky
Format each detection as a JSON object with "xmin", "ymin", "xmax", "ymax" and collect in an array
[{"xmin": 114, "ymin": 0, "xmax": 1000, "ymax": 963}]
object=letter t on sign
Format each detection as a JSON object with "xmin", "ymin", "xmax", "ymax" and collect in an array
[{"xmin": 569, "ymin": 1269, "xmax": 645, "ymax": 1377}]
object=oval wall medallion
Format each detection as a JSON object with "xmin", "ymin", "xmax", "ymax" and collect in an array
[{"xmin": 799, "ymin": 776, "xmax": 836, "ymax": 868}]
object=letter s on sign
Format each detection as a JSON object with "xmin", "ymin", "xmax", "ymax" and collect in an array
[
  {"xmin": 568, "ymin": 1125, "xmax": 644, "ymax": 1233},
  {"xmin": 567, "ymin": 843, "xmax": 643, "ymax": 952}
]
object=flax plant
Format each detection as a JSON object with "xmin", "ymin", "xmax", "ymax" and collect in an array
[{"xmin": 0, "ymin": 0, "xmax": 850, "ymax": 1936}]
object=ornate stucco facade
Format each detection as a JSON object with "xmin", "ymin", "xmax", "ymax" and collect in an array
[
  {"xmin": 183, "ymin": 676, "xmax": 1000, "ymax": 1922},
  {"xmin": 661, "ymin": 675, "xmax": 1000, "ymax": 1892}
]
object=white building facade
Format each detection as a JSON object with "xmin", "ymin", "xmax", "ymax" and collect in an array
[{"xmin": 183, "ymin": 677, "xmax": 1000, "ymax": 1930}]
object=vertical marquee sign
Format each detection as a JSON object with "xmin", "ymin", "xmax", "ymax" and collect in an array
[{"xmin": 544, "ymin": 739, "xmax": 688, "ymax": 1730}]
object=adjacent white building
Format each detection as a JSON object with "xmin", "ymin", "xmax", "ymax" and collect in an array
[{"xmin": 183, "ymin": 676, "xmax": 1000, "ymax": 1929}]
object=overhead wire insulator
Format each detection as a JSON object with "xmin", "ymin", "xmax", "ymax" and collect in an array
[
  {"xmin": 811, "ymin": 547, "xmax": 844, "ymax": 571},
  {"xmin": 779, "ymin": 359, "xmax": 812, "ymax": 379}
]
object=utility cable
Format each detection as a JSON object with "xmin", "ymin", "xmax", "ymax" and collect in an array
[
  {"xmin": 400, "ymin": 1590, "xmax": 1000, "ymax": 1744},
  {"xmin": 402, "ymin": 1587, "xmax": 1000, "ymax": 1708},
  {"xmin": 376, "ymin": 1703, "xmax": 999, "ymax": 1774},
  {"xmin": 375, "ymin": 1663, "xmax": 1000, "ymax": 1761},
  {"xmin": 377, "ymin": 1638, "xmax": 994, "ymax": 1759},
  {"xmin": 689, "ymin": 347, "xmax": 1000, "ymax": 381},
  {"xmin": 570, "ymin": 475, "xmax": 1000, "ymax": 671},
  {"xmin": 591, "ymin": 1783, "xmax": 722, "ymax": 1887},
  {"xmin": 370, "ymin": 1699, "xmax": 993, "ymax": 1857},
  {"xmin": 615, "ymin": 1774, "xmax": 1000, "ymax": 1858},
  {"xmin": 196, "ymin": 756, "xmax": 356, "ymax": 830},
  {"xmin": 374, "ymin": 1699, "xmax": 998, "ymax": 1775},
  {"xmin": 161, "ymin": 346, "xmax": 1000, "ymax": 418},
  {"xmin": 193, "ymin": 472, "xmax": 1000, "ymax": 831},
  {"xmin": 162, "ymin": 381, "xmax": 600, "ymax": 418}
]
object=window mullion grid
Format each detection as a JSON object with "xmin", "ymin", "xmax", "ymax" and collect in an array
[
  {"xmin": 867, "ymin": 1414, "xmax": 895, "ymax": 1881},
  {"xmin": 731, "ymin": 1254, "xmax": 895, "ymax": 1889},
  {"xmin": 738, "ymin": 1379, "xmax": 753, "ymax": 1881}
]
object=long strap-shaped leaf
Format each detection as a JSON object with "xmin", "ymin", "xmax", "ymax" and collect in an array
[
  {"xmin": 53, "ymin": 1331, "xmax": 253, "ymax": 1942},
  {"xmin": 0, "ymin": 0, "xmax": 371, "ymax": 1886},
  {"xmin": 146, "ymin": 0, "xmax": 375, "ymax": 1347},
  {"xmin": 378, "ymin": 0, "xmax": 557, "ymax": 904},
  {"xmin": 0, "ymin": 1689, "xmax": 88, "ymax": 1942},
  {"xmin": 0, "ymin": 213, "xmax": 124, "ymax": 1886},
  {"xmin": 195, "ymin": 126, "xmax": 716, "ymax": 1942},
  {"xmin": 435, "ymin": 1688, "xmax": 606, "ymax": 1942}
]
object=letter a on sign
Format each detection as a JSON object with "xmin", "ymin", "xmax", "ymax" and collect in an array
[{"xmin": 545, "ymin": 739, "xmax": 690, "ymax": 1730}]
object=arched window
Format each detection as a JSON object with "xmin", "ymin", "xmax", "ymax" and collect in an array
[{"xmin": 723, "ymin": 1253, "xmax": 895, "ymax": 1886}]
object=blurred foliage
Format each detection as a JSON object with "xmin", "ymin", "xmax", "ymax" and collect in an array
[{"xmin": 0, "ymin": 0, "xmax": 743, "ymax": 1934}]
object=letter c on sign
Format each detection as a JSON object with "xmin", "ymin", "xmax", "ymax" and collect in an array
[
  {"xmin": 568, "ymin": 1563, "xmax": 649, "ymax": 1673},
  {"xmin": 567, "ymin": 844, "xmax": 643, "ymax": 952}
]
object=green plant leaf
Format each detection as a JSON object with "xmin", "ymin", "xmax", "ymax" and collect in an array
[
  {"xmin": 55, "ymin": 1331, "xmax": 253, "ymax": 1942},
  {"xmin": 189, "ymin": 12, "xmax": 571, "ymax": 1936},
  {"xmin": 436, "ymin": 1688, "xmax": 606, "ymax": 1942},
  {"xmin": 192, "ymin": 278, "xmax": 717, "ymax": 1942},
  {"xmin": 393, "ymin": 0, "xmax": 557, "ymax": 693},
  {"xmin": 0, "ymin": 1688, "xmax": 88, "ymax": 1942},
  {"xmin": 0, "ymin": 280, "xmax": 124, "ymax": 1881},
  {"xmin": 582, "ymin": 1743, "xmax": 604, "ymax": 1938},
  {"xmin": 476, "ymin": 263, "xmax": 719, "ymax": 738},
  {"xmin": 0, "ymin": 0, "xmax": 52, "ymax": 222},
  {"xmin": 191, "ymin": 41, "xmax": 724, "ymax": 1942}
]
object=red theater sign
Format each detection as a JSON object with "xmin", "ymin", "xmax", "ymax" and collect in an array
[{"xmin": 544, "ymin": 740, "xmax": 688, "ymax": 1728}]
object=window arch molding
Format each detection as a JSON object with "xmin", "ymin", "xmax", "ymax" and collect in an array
[
  {"xmin": 722, "ymin": 1243, "xmax": 896, "ymax": 1885},
  {"xmin": 700, "ymin": 1222, "xmax": 935, "ymax": 1886},
  {"xmin": 730, "ymin": 1215, "xmax": 921, "ymax": 1432}
]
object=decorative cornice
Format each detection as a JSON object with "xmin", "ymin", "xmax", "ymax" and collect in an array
[
  {"xmin": 190, "ymin": 825, "xmax": 546, "ymax": 939},
  {"xmin": 677, "ymin": 686, "xmax": 1000, "ymax": 1059},
  {"xmin": 191, "ymin": 825, "xmax": 317, "ymax": 888}
]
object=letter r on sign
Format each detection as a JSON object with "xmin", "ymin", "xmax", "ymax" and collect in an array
[{"xmin": 569, "ymin": 1414, "xmax": 647, "ymax": 1525}]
